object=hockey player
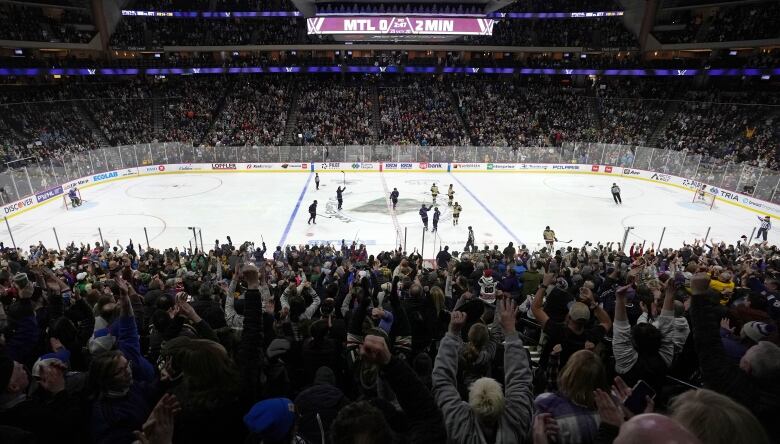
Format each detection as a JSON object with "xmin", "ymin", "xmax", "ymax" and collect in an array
[
  {"xmin": 611, "ymin": 183, "xmax": 622, "ymax": 204},
  {"xmin": 430, "ymin": 183, "xmax": 439, "ymax": 203},
  {"xmin": 390, "ymin": 188, "xmax": 399, "ymax": 210},
  {"xmin": 452, "ymin": 202, "xmax": 462, "ymax": 226},
  {"xmin": 308, "ymin": 200, "xmax": 318, "ymax": 224},
  {"xmin": 68, "ymin": 187, "xmax": 81, "ymax": 207},
  {"xmin": 447, "ymin": 184, "xmax": 454, "ymax": 207},
  {"xmin": 465, "ymin": 226, "xmax": 475, "ymax": 251},
  {"xmin": 756, "ymin": 215, "xmax": 772, "ymax": 242},
  {"xmin": 432, "ymin": 207, "xmax": 440, "ymax": 232},
  {"xmin": 543, "ymin": 226, "xmax": 557, "ymax": 248},
  {"xmin": 315, "ymin": 173, "xmax": 320, "ymax": 190},
  {"xmin": 336, "ymin": 185, "xmax": 346, "ymax": 210},
  {"xmin": 419, "ymin": 204, "xmax": 431, "ymax": 230}
]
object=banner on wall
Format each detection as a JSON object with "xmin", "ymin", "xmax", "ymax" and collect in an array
[
  {"xmin": 3, "ymin": 196, "xmax": 35, "ymax": 215},
  {"xmin": 35, "ymin": 186, "xmax": 63, "ymax": 203}
]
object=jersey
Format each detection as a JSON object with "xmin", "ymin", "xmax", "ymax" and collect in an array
[
  {"xmin": 390, "ymin": 190, "xmax": 399, "ymax": 201},
  {"xmin": 431, "ymin": 185, "xmax": 439, "ymax": 197},
  {"xmin": 758, "ymin": 217, "xmax": 772, "ymax": 230},
  {"xmin": 309, "ymin": 203, "xmax": 317, "ymax": 214},
  {"xmin": 68, "ymin": 189, "xmax": 78, "ymax": 198},
  {"xmin": 453, "ymin": 204, "xmax": 462, "ymax": 216},
  {"xmin": 467, "ymin": 230, "xmax": 475, "ymax": 242},
  {"xmin": 448, "ymin": 189, "xmax": 455, "ymax": 199},
  {"xmin": 433, "ymin": 210, "xmax": 440, "ymax": 223},
  {"xmin": 419, "ymin": 206, "xmax": 430, "ymax": 219},
  {"xmin": 543, "ymin": 229, "xmax": 556, "ymax": 242},
  {"xmin": 336, "ymin": 187, "xmax": 345, "ymax": 199},
  {"xmin": 611, "ymin": 185, "xmax": 620, "ymax": 194}
]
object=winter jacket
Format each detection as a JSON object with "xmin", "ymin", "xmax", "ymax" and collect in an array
[
  {"xmin": 91, "ymin": 382, "xmax": 159, "ymax": 444},
  {"xmin": 433, "ymin": 330, "xmax": 533, "ymax": 444},
  {"xmin": 383, "ymin": 355, "xmax": 448, "ymax": 443}
]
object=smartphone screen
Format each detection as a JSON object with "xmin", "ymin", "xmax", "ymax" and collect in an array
[{"xmin": 624, "ymin": 380, "xmax": 656, "ymax": 414}]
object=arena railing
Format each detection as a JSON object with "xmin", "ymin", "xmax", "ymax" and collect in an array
[{"xmin": 0, "ymin": 143, "xmax": 777, "ymax": 207}]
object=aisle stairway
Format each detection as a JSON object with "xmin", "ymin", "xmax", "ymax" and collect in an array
[
  {"xmin": 647, "ymin": 100, "xmax": 680, "ymax": 148},
  {"xmin": 282, "ymin": 86, "xmax": 301, "ymax": 145},
  {"xmin": 75, "ymin": 102, "xmax": 111, "ymax": 147},
  {"xmin": 371, "ymin": 85, "xmax": 381, "ymax": 144}
]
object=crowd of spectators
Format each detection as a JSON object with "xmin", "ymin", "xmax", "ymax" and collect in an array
[
  {"xmin": 703, "ymin": 2, "xmax": 780, "ymax": 42},
  {"xmin": 380, "ymin": 78, "xmax": 469, "ymax": 146},
  {"xmin": 654, "ymin": 2, "xmax": 780, "ymax": 44},
  {"xmin": 0, "ymin": 77, "xmax": 777, "ymax": 170},
  {"xmin": 109, "ymin": 17, "xmax": 302, "ymax": 48},
  {"xmin": 0, "ymin": 225, "xmax": 778, "ymax": 444},
  {"xmin": 487, "ymin": 18, "xmax": 639, "ymax": 48},
  {"xmin": 158, "ymin": 78, "xmax": 228, "ymax": 145},
  {"xmin": 593, "ymin": 79, "xmax": 674, "ymax": 146},
  {"xmin": 295, "ymin": 80, "xmax": 374, "ymax": 145},
  {"xmin": 130, "ymin": 0, "xmax": 297, "ymax": 11},
  {"xmin": 80, "ymin": 81, "xmax": 156, "ymax": 147},
  {"xmin": 657, "ymin": 92, "xmax": 779, "ymax": 170},
  {"xmin": 452, "ymin": 79, "xmax": 534, "ymax": 146},
  {"xmin": 0, "ymin": 86, "xmax": 101, "ymax": 164},
  {"xmin": 500, "ymin": 0, "xmax": 622, "ymax": 12},
  {"xmin": 0, "ymin": 4, "xmax": 95, "ymax": 43},
  {"xmin": 207, "ymin": 77, "xmax": 290, "ymax": 147}
]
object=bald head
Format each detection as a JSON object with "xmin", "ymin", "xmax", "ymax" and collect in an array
[{"xmin": 615, "ymin": 414, "xmax": 700, "ymax": 444}]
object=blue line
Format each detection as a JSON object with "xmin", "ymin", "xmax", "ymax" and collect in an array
[
  {"xmin": 279, "ymin": 172, "xmax": 313, "ymax": 247},
  {"xmin": 449, "ymin": 173, "xmax": 524, "ymax": 246}
]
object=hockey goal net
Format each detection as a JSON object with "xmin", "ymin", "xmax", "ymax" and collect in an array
[
  {"xmin": 63, "ymin": 189, "xmax": 83, "ymax": 210},
  {"xmin": 691, "ymin": 188, "xmax": 716, "ymax": 209}
]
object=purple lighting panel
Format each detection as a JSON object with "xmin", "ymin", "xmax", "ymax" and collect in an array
[{"xmin": 307, "ymin": 16, "xmax": 495, "ymax": 35}]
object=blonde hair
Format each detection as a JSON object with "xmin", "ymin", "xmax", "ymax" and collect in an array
[
  {"xmin": 430, "ymin": 286, "xmax": 445, "ymax": 314},
  {"xmin": 557, "ymin": 350, "xmax": 606, "ymax": 409},
  {"xmin": 463, "ymin": 323, "xmax": 489, "ymax": 365},
  {"xmin": 669, "ymin": 389, "xmax": 769, "ymax": 444},
  {"xmin": 468, "ymin": 377, "xmax": 504, "ymax": 424}
]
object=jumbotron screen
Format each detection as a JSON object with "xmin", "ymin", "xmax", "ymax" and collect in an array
[{"xmin": 306, "ymin": 16, "xmax": 495, "ymax": 36}]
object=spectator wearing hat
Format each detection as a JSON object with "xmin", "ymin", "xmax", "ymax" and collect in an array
[
  {"xmin": 532, "ymin": 274, "xmax": 612, "ymax": 373},
  {"xmin": 0, "ymin": 352, "xmax": 83, "ymax": 443}
]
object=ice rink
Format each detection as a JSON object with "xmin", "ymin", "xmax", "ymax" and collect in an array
[{"xmin": 1, "ymin": 171, "xmax": 764, "ymax": 257}]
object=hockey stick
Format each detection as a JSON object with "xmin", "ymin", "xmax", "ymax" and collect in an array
[
  {"xmin": 557, "ymin": 239, "xmax": 573, "ymax": 243},
  {"xmin": 315, "ymin": 213, "xmax": 333, "ymax": 219},
  {"xmin": 341, "ymin": 170, "xmax": 346, "ymax": 187}
]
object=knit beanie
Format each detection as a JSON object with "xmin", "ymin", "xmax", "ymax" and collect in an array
[
  {"xmin": 244, "ymin": 398, "xmax": 296, "ymax": 441},
  {"xmin": 741, "ymin": 321, "xmax": 776, "ymax": 343}
]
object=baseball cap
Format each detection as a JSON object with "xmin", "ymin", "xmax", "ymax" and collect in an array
[{"xmin": 568, "ymin": 302, "xmax": 591, "ymax": 322}]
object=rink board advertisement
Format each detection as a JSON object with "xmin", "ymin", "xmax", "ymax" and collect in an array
[
  {"xmin": 316, "ymin": 162, "xmax": 379, "ymax": 172},
  {"xmin": 2, "ymin": 162, "xmax": 779, "ymax": 220},
  {"xmin": 382, "ymin": 162, "xmax": 447, "ymax": 172}
]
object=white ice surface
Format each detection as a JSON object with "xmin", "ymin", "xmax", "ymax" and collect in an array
[{"xmin": 1, "ymin": 172, "xmax": 761, "ymax": 257}]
